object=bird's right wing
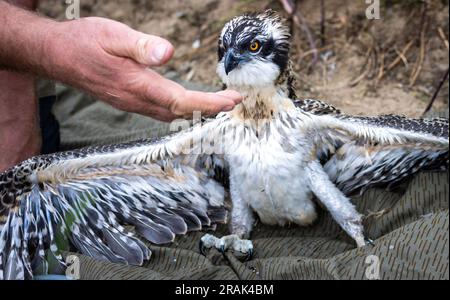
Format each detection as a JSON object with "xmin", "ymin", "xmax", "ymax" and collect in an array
[{"xmin": 0, "ymin": 117, "xmax": 229, "ymax": 280}]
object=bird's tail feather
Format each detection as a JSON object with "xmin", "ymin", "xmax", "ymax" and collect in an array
[{"xmin": 0, "ymin": 164, "xmax": 226, "ymax": 280}]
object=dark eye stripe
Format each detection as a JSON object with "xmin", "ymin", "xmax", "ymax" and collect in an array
[{"xmin": 260, "ymin": 38, "xmax": 274, "ymax": 57}]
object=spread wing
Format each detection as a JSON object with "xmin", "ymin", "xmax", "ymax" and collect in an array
[
  {"xmin": 303, "ymin": 108, "xmax": 449, "ymax": 195},
  {"xmin": 0, "ymin": 119, "xmax": 227, "ymax": 280}
]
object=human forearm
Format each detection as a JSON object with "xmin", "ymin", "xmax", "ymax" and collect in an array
[
  {"xmin": 0, "ymin": 1, "xmax": 57, "ymax": 75},
  {"xmin": 0, "ymin": 71, "xmax": 41, "ymax": 171},
  {"xmin": 0, "ymin": 0, "xmax": 42, "ymax": 172}
]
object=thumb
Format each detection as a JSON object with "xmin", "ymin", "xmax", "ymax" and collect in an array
[
  {"xmin": 130, "ymin": 33, "xmax": 175, "ymax": 66},
  {"xmin": 108, "ymin": 27, "xmax": 175, "ymax": 66}
]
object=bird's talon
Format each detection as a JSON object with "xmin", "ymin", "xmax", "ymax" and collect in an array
[
  {"xmin": 365, "ymin": 238, "xmax": 375, "ymax": 246},
  {"xmin": 245, "ymin": 249, "xmax": 254, "ymax": 262},
  {"xmin": 199, "ymin": 240, "xmax": 208, "ymax": 256}
]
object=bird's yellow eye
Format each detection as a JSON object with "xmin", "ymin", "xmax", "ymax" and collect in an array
[{"xmin": 249, "ymin": 41, "xmax": 260, "ymax": 52}]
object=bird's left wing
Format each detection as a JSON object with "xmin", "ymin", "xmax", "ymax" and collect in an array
[
  {"xmin": 0, "ymin": 118, "xmax": 228, "ymax": 280},
  {"xmin": 303, "ymin": 111, "xmax": 449, "ymax": 195}
]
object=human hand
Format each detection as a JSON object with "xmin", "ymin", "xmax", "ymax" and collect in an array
[{"xmin": 47, "ymin": 17, "xmax": 242, "ymax": 122}]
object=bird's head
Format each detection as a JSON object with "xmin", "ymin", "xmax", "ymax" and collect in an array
[{"xmin": 217, "ymin": 10, "xmax": 291, "ymax": 89}]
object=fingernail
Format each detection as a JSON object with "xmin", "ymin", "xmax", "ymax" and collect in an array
[{"xmin": 152, "ymin": 43, "xmax": 168, "ymax": 62}]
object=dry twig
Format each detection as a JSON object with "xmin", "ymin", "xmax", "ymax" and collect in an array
[
  {"xmin": 349, "ymin": 39, "xmax": 374, "ymax": 87},
  {"xmin": 279, "ymin": 0, "xmax": 319, "ymax": 72},
  {"xmin": 437, "ymin": 27, "xmax": 449, "ymax": 51},
  {"xmin": 320, "ymin": 0, "xmax": 326, "ymax": 47},
  {"xmin": 422, "ymin": 67, "xmax": 449, "ymax": 116},
  {"xmin": 376, "ymin": 52, "xmax": 385, "ymax": 83},
  {"xmin": 388, "ymin": 40, "xmax": 414, "ymax": 71},
  {"xmin": 409, "ymin": 1, "xmax": 428, "ymax": 87}
]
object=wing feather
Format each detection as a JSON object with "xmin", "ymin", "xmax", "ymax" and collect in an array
[
  {"xmin": 307, "ymin": 111, "xmax": 449, "ymax": 195},
  {"xmin": 0, "ymin": 119, "xmax": 228, "ymax": 279}
]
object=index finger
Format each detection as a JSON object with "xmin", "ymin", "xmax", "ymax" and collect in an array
[{"xmin": 178, "ymin": 89, "xmax": 243, "ymax": 117}]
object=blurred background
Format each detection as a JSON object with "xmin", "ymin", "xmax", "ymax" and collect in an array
[{"xmin": 39, "ymin": 0, "xmax": 449, "ymax": 117}]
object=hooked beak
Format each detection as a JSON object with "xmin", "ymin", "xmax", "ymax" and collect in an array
[{"xmin": 224, "ymin": 50, "xmax": 241, "ymax": 75}]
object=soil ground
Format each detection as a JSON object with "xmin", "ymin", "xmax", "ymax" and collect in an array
[{"xmin": 39, "ymin": 0, "xmax": 449, "ymax": 117}]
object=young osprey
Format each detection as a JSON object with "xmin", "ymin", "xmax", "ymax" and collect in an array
[{"xmin": 0, "ymin": 10, "xmax": 448, "ymax": 279}]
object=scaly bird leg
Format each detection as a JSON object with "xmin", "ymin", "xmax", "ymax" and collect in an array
[
  {"xmin": 200, "ymin": 181, "xmax": 255, "ymax": 260},
  {"xmin": 306, "ymin": 161, "xmax": 372, "ymax": 247}
]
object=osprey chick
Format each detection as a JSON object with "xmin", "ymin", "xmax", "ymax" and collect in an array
[{"xmin": 0, "ymin": 10, "xmax": 448, "ymax": 279}]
